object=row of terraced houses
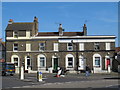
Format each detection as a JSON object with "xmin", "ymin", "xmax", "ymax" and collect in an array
[{"xmin": 5, "ymin": 17, "xmax": 116, "ymax": 73}]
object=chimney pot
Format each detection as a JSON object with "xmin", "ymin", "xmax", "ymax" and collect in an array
[
  {"xmin": 8, "ymin": 19, "xmax": 13, "ymax": 24},
  {"xmin": 84, "ymin": 24, "xmax": 86, "ymax": 27},
  {"xmin": 59, "ymin": 24, "xmax": 62, "ymax": 28}
]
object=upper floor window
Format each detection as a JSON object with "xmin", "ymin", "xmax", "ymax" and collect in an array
[
  {"xmin": 94, "ymin": 42, "xmax": 100, "ymax": 51},
  {"xmin": 54, "ymin": 43, "xmax": 58, "ymax": 51},
  {"xmin": 39, "ymin": 43, "xmax": 45, "ymax": 51},
  {"xmin": 14, "ymin": 31, "xmax": 18, "ymax": 38},
  {"xmin": 79, "ymin": 43, "xmax": 84, "ymax": 51},
  {"xmin": 26, "ymin": 43, "xmax": 31, "ymax": 51},
  {"xmin": 26, "ymin": 31, "xmax": 30, "ymax": 37},
  {"xmin": 13, "ymin": 43, "xmax": 18, "ymax": 51},
  {"xmin": 67, "ymin": 43, "xmax": 73, "ymax": 51},
  {"xmin": 106, "ymin": 43, "xmax": 110, "ymax": 50}
]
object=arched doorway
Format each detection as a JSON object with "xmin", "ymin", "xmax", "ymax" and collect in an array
[
  {"xmin": 93, "ymin": 53, "xmax": 102, "ymax": 73},
  {"xmin": 78, "ymin": 55, "xmax": 86, "ymax": 71},
  {"xmin": 52, "ymin": 55, "xmax": 59, "ymax": 72},
  {"xmin": 65, "ymin": 54, "xmax": 74, "ymax": 70},
  {"xmin": 11, "ymin": 55, "xmax": 20, "ymax": 73},
  {"xmin": 25, "ymin": 56, "xmax": 31, "ymax": 71}
]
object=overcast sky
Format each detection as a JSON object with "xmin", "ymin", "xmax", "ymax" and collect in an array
[{"xmin": 1, "ymin": 2, "xmax": 118, "ymax": 46}]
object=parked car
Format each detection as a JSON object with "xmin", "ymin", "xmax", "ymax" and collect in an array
[{"xmin": 0, "ymin": 61, "xmax": 15, "ymax": 76}]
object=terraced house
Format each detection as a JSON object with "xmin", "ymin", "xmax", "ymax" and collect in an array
[{"xmin": 5, "ymin": 17, "xmax": 116, "ymax": 73}]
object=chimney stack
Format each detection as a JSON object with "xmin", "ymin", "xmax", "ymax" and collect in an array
[
  {"xmin": 34, "ymin": 16, "xmax": 38, "ymax": 23},
  {"xmin": 34, "ymin": 16, "xmax": 38, "ymax": 35},
  {"xmin": 83, "ymin": 24, "xmax": 87, "ymax": 36},
  {"xmin": 59, "ymin": 24, "xmax": 63, "ymax": 36},
  {"xmin": 8, "ymin": 19, "xmax": 13, "ymax": 24}
]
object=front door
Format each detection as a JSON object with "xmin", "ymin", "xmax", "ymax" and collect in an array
[
  {"xmin": 54, "ymin": 58, "xmax": 58, "ymax": 71},
  {"xmin": 25, "ymin": 56, "xmax": 31, "ymax": 71},
  {"xmin": 106, "ymin": 58, "xmax": 110, "ymax": 69}
]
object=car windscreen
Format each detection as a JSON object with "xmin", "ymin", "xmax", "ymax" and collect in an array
[{"xmin": 6, "ymin": 64, "xmax": 15, "ymax": 69}]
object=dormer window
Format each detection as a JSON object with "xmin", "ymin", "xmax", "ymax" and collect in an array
[{"xmin": 14, "ymin": 31, "xmax": 18, "ymax": 38}]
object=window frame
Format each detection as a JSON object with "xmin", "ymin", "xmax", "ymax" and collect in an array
[
  {"xmin": 79, "ymin": 43, "xmax": 84, "ymax": 51},
  {"xmin": 67, "ymin": 57, "xmax": 73, "ymax": 68},
  {"xmin": 39, "ymin": 43, "xmax": 45, "ymax": 51},
  {"xmin": 54, "ymin": 43, "xmax": 59, "ymax": 51},
  {"xmin": 106, "ymin": 42, "xmax": 110, "ymax": 50},
  {"xmin": 26, "ymin": 43, "xmax": 31, "ymax": 51},
  {"xmin": 94, "ymin": 42, "xmax": 100, "ymax": 51},
  {"xmin": 67, "ymin": 43, "xmax": 73, "ymax": 51},
  {"xmin": 13, "ymin": 31, "xmax": 18, "ymax": 38},
  {"xmin": 95, "ymin": 57, "xmax": 100, "ymax": 66},
  {"xmin": 13, "ymin": 43, "xmax": 18, "ymax": 51}
]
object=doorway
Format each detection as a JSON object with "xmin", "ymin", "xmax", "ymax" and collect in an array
[
  {"xmin": 53, "ymin": 58, "xmax": 59, "ymax": 72},
  {"xmin": 25, "ymin": 56, "xmax": 31, "ymax": 71}
]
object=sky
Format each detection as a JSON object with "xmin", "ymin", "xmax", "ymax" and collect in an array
[{"xmin": 1, "ymin": 2, "xmax": 118, "ymax": 46}]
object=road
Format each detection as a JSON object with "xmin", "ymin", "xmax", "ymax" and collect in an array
[{"xmin": 2, "ymin": 72, "xmax": 120, "ymax": 89}]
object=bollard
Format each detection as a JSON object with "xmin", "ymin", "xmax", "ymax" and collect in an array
[
  {"xmin": 118, "ymin": 65, "xmax": 120, "ymax": 73},
  {"xmin": 108, "ymin": 65, "xmax": 111, "ymax": 73},
  {"xmin": 37, "ymin": 71, "xmax": 42, "ymax": 82},
  {"xmin": 20, "ymin": 66, "xmax": 24, "ymax": 80},
  {"xmin": 28, "ymin": 66, "xmax": 31, "ymax": 73}
]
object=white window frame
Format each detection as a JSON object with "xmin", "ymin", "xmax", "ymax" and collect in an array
[
  {"xmin": 37, "ymin": 54, "xmax": 46, "ymax": 70},
  {"xmin": 13, "ymin": 31, "xmax": 18, "ymax": 38},
  {"xmin": 11, "ymin": 55, "xmax": 20, "ymax": 67},
  {"xmin": 93, "ymin": 54, "xmax": 102, "ymax": 67},
  {"xmin": 67, "ymin": 43, "xmax": 73, "ymax": 51},
  {"xmin": 39, "ymin": 43, "xmax": 45, "ymax": 51},
  {"xmin": 94, "ymin": 57, "xmax": 100, "ymax": 66},
  {"xmin": 26, "ymin": 31, "xmax": 30, "ymax": 37},
  {"xmin": 66, "ymin": 54, "xmax": 74, "ymax": 70},
  {"xmin": 79, "ymin": 43, "xmax": 84, "ymax": 51},
  {"xmin": 106, "ymin": 43, "xmax": 110, "ymax": 50},
  {"xmin": 13, "ymin": 43, "xmax": 18, "ymax": 51},
  {"xmin": 54, "ymin": 43, "xmax": 58, "ymax": 51},
  {"xmin": 26, "ymin": 43, "xmax": 31, "ymax": 51}
]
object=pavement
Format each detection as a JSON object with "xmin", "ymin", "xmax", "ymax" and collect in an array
[{"xmin": 2, "ymin": 72, "xmax": 120, "ymax": 89}]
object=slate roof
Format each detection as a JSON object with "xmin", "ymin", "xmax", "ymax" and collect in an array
[
  {"xmin": 37, "ymin": 32, "xmax": 84, "ymax": 36},
  {"xmin": 6, "ymin": 22, "xmax": 34, "ymax": 30}
]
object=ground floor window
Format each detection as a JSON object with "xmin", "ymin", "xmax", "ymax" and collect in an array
[
  {"xmin": 93, "ymin": 54, "xmax": 102, "ymax": 67},
  {"xmin": 40, "ymin": 57, "xmax": 45, "ymax": 67},
  {"xmin": 38, "ymin": 54, "xmax": 46, "ymax": 69},
  {"xmin": 68, "ymin": 57, "xmax": 73, "ymax": 67},
  {"xmin": 95, "ymin": 57, "xmax": 100, "ymax": 66},
  {"xmin": 66, "ymin": 54, "xmax": 74, "ymax": 69}
]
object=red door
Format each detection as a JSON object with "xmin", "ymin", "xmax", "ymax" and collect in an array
[{"xmin": 106, "ymin": 58, "xmax": 110, "ymax": 69}]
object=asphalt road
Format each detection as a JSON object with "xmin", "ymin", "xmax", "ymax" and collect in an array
[{"xmin": 2, "ymin": 72, "xmax": 120, "ymax": 89}]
